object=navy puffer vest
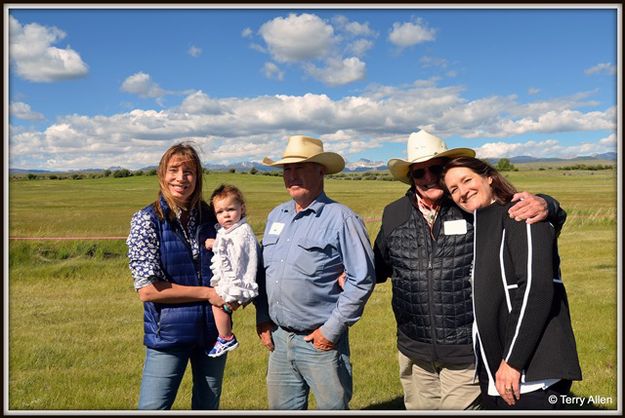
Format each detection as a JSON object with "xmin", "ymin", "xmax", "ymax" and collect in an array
[{"xmin": 142, "ymin": 197, "xmax": 218, "ymax": 350}]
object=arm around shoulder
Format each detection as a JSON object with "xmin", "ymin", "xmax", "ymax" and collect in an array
[{"xmin": 537, "ymin": 193, "xmax": 567, "ymax": 236}]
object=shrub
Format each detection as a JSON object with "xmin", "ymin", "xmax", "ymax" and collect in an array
[
  {"xmin": 496, "ymin": 158, "xmax": 516, "ymax": 172},
  {"xmin": 113, "ymin": 169, "xmax": 131, "ymax": 178}
]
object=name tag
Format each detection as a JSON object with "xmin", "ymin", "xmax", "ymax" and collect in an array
[
  {"xmin": 444, "ymin": 219, "xmax": 468, "ymax": 235},
  {"xmin": 268, "ymin": 222, "xmax": 285, "ymax": 235}
]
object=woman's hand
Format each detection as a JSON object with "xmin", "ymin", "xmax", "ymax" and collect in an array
[
  {"xmin": 205, "ymin": 287, "xmax": 226, "ymax": 307},
  {"xmin": 495, "ymin": 359, "xmax": 521, "ymax": 406},
  {"xmin": 222, "ymin": 302, "xmax": 240, "ymax": 313}
]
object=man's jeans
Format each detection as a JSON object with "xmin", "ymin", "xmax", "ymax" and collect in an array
[
  {"xmin": 267, "ymin": 326, "xmax": 352, "ymax": 410},
  {"xmin": 138, "ymin": 346, "xmax": 227, "ymax": 410}
]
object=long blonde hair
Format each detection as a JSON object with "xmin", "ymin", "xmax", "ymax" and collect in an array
[{"xmin": 155, "ymin": 142, "xmax": 205, "ymax": 221}]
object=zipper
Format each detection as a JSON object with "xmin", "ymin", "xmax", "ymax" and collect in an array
[
  {"xmin": 417, "ymin": 209, "xmax": 439, "ymax": 360},
  {"xmin": 427, "ymin": 235, "xmax": 438, "ymax": 360}
]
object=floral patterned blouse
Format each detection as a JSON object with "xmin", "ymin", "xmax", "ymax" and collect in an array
[{"xmin": 127, "ymin": 206, "xmax": 200, "ymax": 290}]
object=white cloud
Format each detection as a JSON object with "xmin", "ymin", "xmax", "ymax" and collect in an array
[
  {"xmin": 259, "ymin": 13, "xmax": 335, "ymax": 63},
  {"xmin": 121, "ymin": 72, "xmax": 167, "ymax": 99},
  {"xmin": 332, "ymin": 15, "xmax": 377, "ymax": 37},
  {"xmin": 250, "ymin": 43, "xmax": 266, "ymax": 54},
  {"xmin": 179, "ymin": 90, "xmax": 228, "ymax": 115},
  {"xmin": 263, "ymin": 62, "xmax": 285, "ymax": 81},
  {"xmin": 419, "ymin": 56, "xmax": 448, "ymax": 68},
  {"xmin": 476, "ymin": 135, "xmax": 616, "ymax": 159},
  {"xmin": 241, "ymin": 27, "xmax": 253, "ymax": 38},
  {"xmin": 347, "ymin": 39, "xmax": 374, "ymax": 57},
  {"xmin": 10, "ymin": 102, "xmax": 45, "ymax": 121},
  {"xmin": 388, "ymin": 18, "xmax": 436, "ymax": 48},
  {"xmin": 599, "ymin": 133, "xmax": 616, "ymax": 145},
  {"xmin": 528, "ymin": 87, "xmax": 540, "ymax": 95},
  {"xmin": 188, "ymin": 46, "xmax": 202, "ymax": 57},
  {"xmin": 584, "ymin": 62, "xmax": 616, "ymax": 76},
  {"xmin": 9, "ymin": 15, "xmax": 88, "ymax": 82},
  {"xmin": 9, "ymin": 80, "xmax": 616, "ymax": 170},
  {"xmin": 476, "ymin": 139, "xmax": 560, "ymax": 158},
  {"xmin": 305, "ymin": 57, "xmax": 366, "ymax": 86},
  {"xmin": 250, "ymin": 13, "xmax": 377, "ymax": 87},
  {"xmin": 321, "ymin": 129, "xmax": 380, "ymax": 155}
]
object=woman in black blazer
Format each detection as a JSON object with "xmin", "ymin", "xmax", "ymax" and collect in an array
[{"xmin": 442, "ymin": 156, "xmax": 581, "ymax": 410}]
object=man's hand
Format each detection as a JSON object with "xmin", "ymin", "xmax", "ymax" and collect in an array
[
  {"xmin": 495, "ymin": 360, "xmax": 521, "ymax": 406},
  {"xmin": 304, "ymin": 328, "xmax": 335, "ymax": 351},
  {"xmin": 508, "ymin": 192, "xmax": 548, "ymax": 224},
  {"xmin": 256, "ymin": 321, "xmax": 275, "ymax": 352},
  {"xmin": 337, "ymin": 271, "xmax": 346, "ymax": 290}
]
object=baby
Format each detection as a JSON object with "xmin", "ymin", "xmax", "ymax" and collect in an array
[{"xmin": 205, "ymin": 184, "xmax": 259, "ymax": 357}]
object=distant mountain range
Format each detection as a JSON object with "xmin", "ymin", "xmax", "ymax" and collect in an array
[{"xmin": 9, "ymin": 152, "xmax": 617, "ymax": 175}]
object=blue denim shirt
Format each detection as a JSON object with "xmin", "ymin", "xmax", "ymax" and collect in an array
[{"xmin": 256, "ymin": 192, "xmax": 375, "ymax": 342}]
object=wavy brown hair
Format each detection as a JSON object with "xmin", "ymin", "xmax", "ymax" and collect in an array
[
  {"xmin": 155, "ymin": 142, "xmax": 205, "ymax": 221},
  {"xmin": 441, "ymin": 156, "xmax": 517, "ymax": 204}
]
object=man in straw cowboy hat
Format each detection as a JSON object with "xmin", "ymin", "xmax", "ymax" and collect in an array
[
  {"xmin": 254, "ymin": 135, "xmax": 375, "ymax": 410},
  {"xmin": 373, "ymin": 129, "xmax": 566, "ymax": 410}
]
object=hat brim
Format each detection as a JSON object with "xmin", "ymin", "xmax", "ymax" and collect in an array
[
  {"xmin": 262, "ymin": 152, "xmax": 345, "ymax": 175},
  {"xmin": 388, "ymin": 148, "xmax": 476, "ymax": 184}
]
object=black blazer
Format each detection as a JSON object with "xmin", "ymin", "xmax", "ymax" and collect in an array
[{"xmin": 472, "ymin": 202, "xmax": 582, "ymax": 382}]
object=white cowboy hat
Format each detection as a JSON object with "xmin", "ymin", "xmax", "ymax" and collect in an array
[
  {"xmin": 387, "ymin": 130, "xmax": 475, "ymax": 184},
  {"xmin": 262, "ymin": 135, "xmax": 345, "ymax": 175}
]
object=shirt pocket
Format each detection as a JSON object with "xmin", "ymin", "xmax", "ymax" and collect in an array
[
  {"xmin": 294, "ymin": 237, "xmax": 336, "ymax": 277},
  {"xmin": 262, "ymin": 234, "xmax": 280, "ymax": 264}
]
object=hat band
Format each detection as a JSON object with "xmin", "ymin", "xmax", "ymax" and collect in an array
[
  {"xmin": 408, "ymin": 152, "xmax": 441, "ymax": 163},
  {"xmin": 282, "ymin": 154, "xmax": 318, "ymax": 159}
]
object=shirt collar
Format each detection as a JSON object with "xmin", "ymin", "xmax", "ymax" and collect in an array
[
  {"xmin": 215, "ymin": 217, "xmax": 247, "ymax": 233},
  {"xmin": 286, "ymin": 191, "xmax": 329, "ymax": 215}
]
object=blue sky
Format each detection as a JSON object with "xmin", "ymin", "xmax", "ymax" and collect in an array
[{"xmin": 6, "ymin": 5, "xmax": 619, "ymax": 170}]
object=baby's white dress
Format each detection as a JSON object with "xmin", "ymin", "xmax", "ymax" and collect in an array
[{"xmin": 210, "ymin": 217, "xmax": 259, "ymax": 304}]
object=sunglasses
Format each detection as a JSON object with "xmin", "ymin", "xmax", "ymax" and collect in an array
[{"xmin": 410, "ymin": 164, "xmax": 444, "ymax": 180}]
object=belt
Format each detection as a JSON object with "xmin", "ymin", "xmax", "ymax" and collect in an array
[{"xmin": 279, "ymin": 326, "xmax": 314, "ymax": 335}]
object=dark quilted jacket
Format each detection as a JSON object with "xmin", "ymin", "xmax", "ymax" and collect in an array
[
  {"xmin": 142, "ymin": 196, "xmax": 219, "ymax": 350},
  {"xmin": 374, "ymin": 190, "xmax": 475, "ymax": 364}
]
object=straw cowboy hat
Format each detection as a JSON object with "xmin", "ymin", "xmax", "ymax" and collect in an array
[
  {"xmin": 262, "ymin": 135, "xmax": 345, "ymax": 174},
  {"xmin": 388, "ymin": 130, "xmax": 475, "ymax": 184}
]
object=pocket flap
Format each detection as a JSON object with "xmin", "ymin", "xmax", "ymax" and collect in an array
[
  {"xmin": 296, "ymin": 238, "xmax": 330, "ymax": 251},
  {"xmin": 262, "ymin": 234, "xmax": 279, "ymax": 247}
]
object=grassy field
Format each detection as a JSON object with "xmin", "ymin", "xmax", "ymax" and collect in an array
[{"xmin": 7, "ymin": 169, "xmax": 618, "ymax": 410}]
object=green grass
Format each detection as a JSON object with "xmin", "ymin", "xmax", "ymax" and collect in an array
[{"xmin": 7, "ymin": 170, "xmax": 618, "ymax": 410}]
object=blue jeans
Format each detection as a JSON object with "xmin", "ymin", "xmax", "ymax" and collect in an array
[
  {"xmin": 138, "ymin": 346, "xmax": 227, "ymax": 410},
  {"xmin": 267, "ymin": 326, "xmax": 352, "ymax": 410}
]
